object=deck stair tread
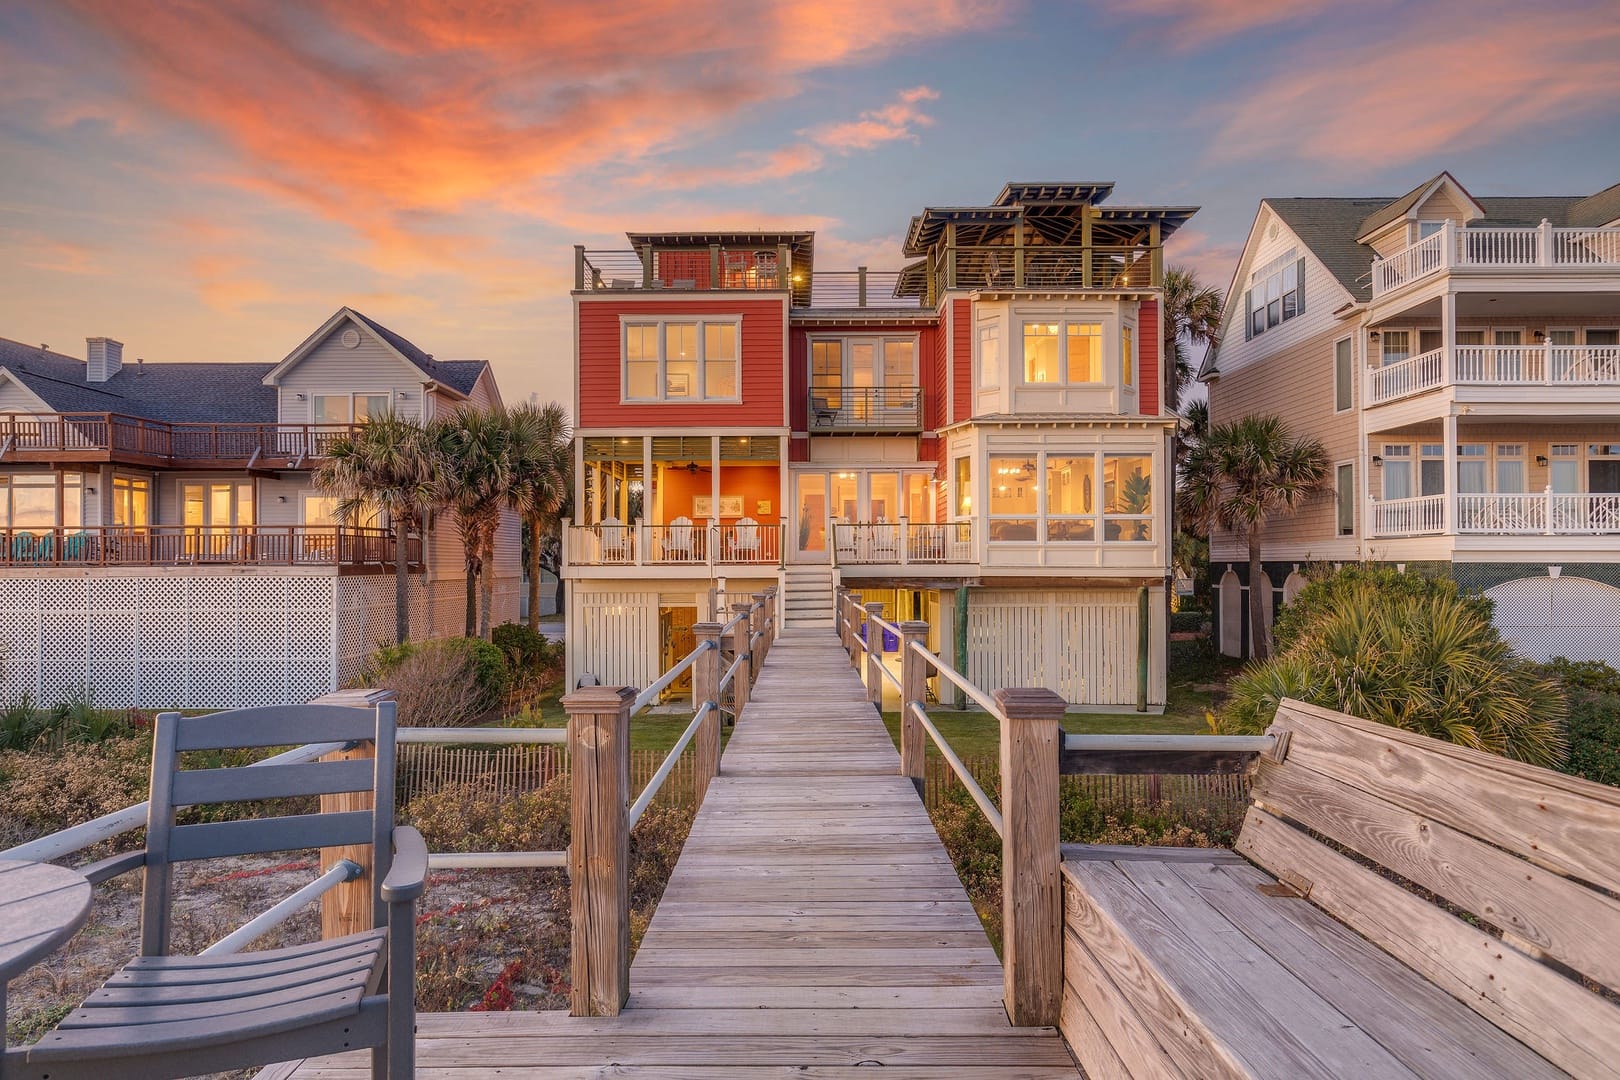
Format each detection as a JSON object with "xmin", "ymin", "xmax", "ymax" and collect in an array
[{"xmin": 273, "ymin": 629, "xmax": 1079, "ymax": 1077}]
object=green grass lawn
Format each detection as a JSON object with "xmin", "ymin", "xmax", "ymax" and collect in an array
[{"xmin": 507, "ymin": 687, "xmax": 717, "ymax": 754}]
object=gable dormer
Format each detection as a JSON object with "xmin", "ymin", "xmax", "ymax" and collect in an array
[
  {"xmin": 264, "ymin": 308, "xmax": 446, "ymax": 425},
  {"xmin": 1356, "ymin": 172, "xmax": 1484, "ymax": 257}
]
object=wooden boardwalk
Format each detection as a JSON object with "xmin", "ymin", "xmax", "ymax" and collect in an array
[{"xmin": 271, "ymin": 629, "xmax": 1079, "ymax": 1077}]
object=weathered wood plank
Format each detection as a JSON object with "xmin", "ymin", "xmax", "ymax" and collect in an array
[
  {"xmin": 1252, "ymin": 755, "xmax": 1620, "ymax": 992},
  {"xmin": 1237, "ymin": 806, "xmax": 1620, "ymax": 1079}
]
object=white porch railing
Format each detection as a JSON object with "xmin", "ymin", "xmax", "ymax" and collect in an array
[
  {"xmin": 1369, "ymin": 345, "xmax": 1620, "ymax": 404},
  {"xmin": 565, "ymin": 520, "xmax": 783, "ymax": 568},
  {"xmin": 1367, "ymin": 347, "xmax": 1445, "ymax": 403},
  {"xmin": 1370, "ymin": 494, "xmax": 1446, "ymax": 537},
  {"xmin": 1458, "ymin": 492, "xmax": 1620, "ymax": 535},
  {"xmin": 833, "ymin": 520, "xmax": 974, "ymax": 565},
  {"xmin": 1371, "ymin": 221, "xmax": 1620, "ymax": 297}
]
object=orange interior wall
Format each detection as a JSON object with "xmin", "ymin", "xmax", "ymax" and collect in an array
[{"xmin": 655, "ymin": 463, "xmax": 781, "ymax": 524}]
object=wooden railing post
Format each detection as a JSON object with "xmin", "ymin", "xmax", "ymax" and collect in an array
[
  {"xmin": 563, "ymin": 684, "xmax": 635, "ymax": 1017},
  {"xmin": 863, "ymin": 602, "xmax": 885, "ymax": 708},
  {"xmin": 847, "ymin": 593, "xmax": 863, "ymax": 669},
  {"xmin": 994, "ymin": 687, "xmax": 1066, "ymax": 1027},
  {"xmin": 730, "ymin": 603, "xmax": 752, "ymax": 714},
  {"xmin": 898, "ymin": 621, "xmax": 930, "ymax": 788},
  {"xmin": 308, "ymin": 688, "xmax": 395, "ymax": 941},
  {"xmin": 835, "ymin": 587, "xmax": 850, "ymax": 650},
  {"xmin": 692, "ymin": 624, "xmax": 723, "ymax": 804},
  {"xmin": 750, "ymin": 593, "xmax": 767, "ymax": 681}
]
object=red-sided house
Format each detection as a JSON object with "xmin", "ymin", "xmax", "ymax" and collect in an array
[{"xmin": 565, "ymin": 184, "xmax": 1195, "ymax": 707}]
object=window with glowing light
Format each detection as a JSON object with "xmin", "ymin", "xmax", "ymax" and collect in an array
[
  {"xmin": 622, "ymin": 318, "xmax": 741, "ymax": 402},
  {"xmin": 953, "ymin": 457, "xmax": 972, "ymax": 517},
  {"xmin": 989, "ymin": 456, "xmax": 1038, "ymax": 540},
  {"xmin": 1022, "ymin": 321, "xmax": 1105, "ymax": 385}
]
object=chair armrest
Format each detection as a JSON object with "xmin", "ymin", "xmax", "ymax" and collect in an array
[
  {"xmin": 381, "ymin": 826, "xmax": 428, "ymax": 903},
  {"xmin": 81, "ymin": 848, "xmax": 147, "ymax": 885}
]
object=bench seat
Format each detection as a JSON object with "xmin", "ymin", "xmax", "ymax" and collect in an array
[{"xmin": 1061, "ymin": 847, "xmax": 1564, "ymax": 1080}]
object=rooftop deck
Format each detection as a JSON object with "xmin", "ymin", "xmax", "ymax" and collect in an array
[
  {"xmin": 0, "ymin": 413, "xmax": 357, "ymax": 468},
  {"xmin": 269, "ymin": 632, "xmax": 1080, "ymax": 1078}
]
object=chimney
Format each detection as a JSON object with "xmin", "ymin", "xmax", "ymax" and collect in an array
[{"xmin": 86, "ymin": 337, "xmax": 124, "ymax": 383}]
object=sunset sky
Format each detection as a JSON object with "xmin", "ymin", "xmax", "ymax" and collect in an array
[{"xmin": 3, "ymin": 0, "xmax": 1619, "ymax": 408}]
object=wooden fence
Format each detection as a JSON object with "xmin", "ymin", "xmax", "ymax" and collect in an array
[{"xmin": 395, "ymin": 742, "xmax": 1246, "ymax": 832}]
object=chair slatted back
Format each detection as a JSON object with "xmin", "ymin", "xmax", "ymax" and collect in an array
[
  {"xmin": 1244, "ymin": 698, "xmax": 1620, "ymax": 1078},
  {"xmin": 140, "ymin": 702, "xmax": 397, "ymax": 956}
]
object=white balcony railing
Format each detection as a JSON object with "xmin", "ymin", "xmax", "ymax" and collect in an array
[
  {"xmin": 1458, "ymin": 492, "xmax": 1620, "ymax": 535},
  {"xmin": 1367, "ymin": 347, "xmax": 1445, "ymax": 403},
  {"xmin": 1370, "ymin": 494, "xmax": 1446, "ymax": 537},
  {"xmin": 565, "ymin": 520, "xmax": 782, "ymax": 569},
  {"xmin": 1371, "ymin": 221, "xmax": 1620, "ymax": 297},
  {"xmin": 1368, "ymin": 345, "xmax": 1620, "ymax": 405},
  {"xmin": 1372, "ymin": 492, "xmax": 1620, "ymax": 537},
  {"xmin": 833, "ymin": 521, "xmax": 973, "ymax": 565}
]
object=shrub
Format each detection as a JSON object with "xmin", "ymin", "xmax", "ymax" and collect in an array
[
  {"xmin": 492, "ymin": 622, "xmax": 551, "ymax": 672},
  {"xmin": 1223, "ymin": 572, "xmax": 1567, "ymax": 768},
  {"xmin": 1270, "ymin": 564, "xmax": 1494, "ymax": 655},
  {"xmin": 1542, "ymin": 660, "xmax": 1620, "ymax": 787},
  {"xmin": 362, "ymin": 637, "xmax": 510, "ymax": 726},
  {"xmin": 0, "ymin": 736, "xmax": 153, "ymax": 846},
  {"xmin": 1169, "ymin": 611, "xmax": 1208, "ymax": 635}
]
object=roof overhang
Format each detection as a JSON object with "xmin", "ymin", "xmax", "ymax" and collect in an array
[{"xmin": 0, "ymin": 367, "xmax": 56, "ymax": 413}]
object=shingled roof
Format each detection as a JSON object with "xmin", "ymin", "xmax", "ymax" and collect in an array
[
  {"xmin": 0, "ymin": 337, "xmax": 278, "ymax": 422},
  {"xmin": 0, "ymin": 310, "xmax": 488, "ymax": 423}
]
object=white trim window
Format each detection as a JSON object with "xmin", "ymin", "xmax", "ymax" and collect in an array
[
  {"xmin": 977, "ymin": 321, "xmax": 1000, "ymax": 389},
  {"xmin": 1335, "ymin": 462, "xmax": 1354, "ymax": 536},
  {"xmin": 622, "ymin": 317, "xmax": 740, "ymax": 403},
  {"xmin": 312, "ymin": 393, "xmax": 390, "ymax": 424},
  {"xmin": 984, "ymin": 450, "xmax": 1153, "ymax": 544},
  {"xmin": 1244, "ymin": 248, "xmax": 1304, "ymax": 339},
  {"xmin": 1021, "ymin": 320, "xmax": 1105, "ymax": 385}
]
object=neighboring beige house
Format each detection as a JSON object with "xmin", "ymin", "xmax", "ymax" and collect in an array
[
  {"xmin": 0, "ymin": 308, "xmax": 519, "ymax": 707},
  {"xmin": 1202, "ymin": 172, "xmax": 1620, "ymax": 665}
]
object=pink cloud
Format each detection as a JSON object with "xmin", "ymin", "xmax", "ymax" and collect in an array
[
  {"xmin": 1121, "ymin": 0, "xmax": 1348, "ymax": 47},
  {"xmin": 1211, "ymin": 13, "xmax": 1620, "ymax": 168},
  {"xmin": 806, "ymin": 85, "xmax": 941, "ymax": 152},
  {"xmin": 53, "ymin": 2, "xmax": 991, "ymax": 264}
]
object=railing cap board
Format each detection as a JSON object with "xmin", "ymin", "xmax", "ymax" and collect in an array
[
  {"xmin": 561, "ymin": 685, "xmax": 638, "ymax": 713},
  {"xmin": 898, "ymin": 620, "xmax": 930, "ymax": 635},
  {"xmin": 994, "ymin": 687, "xmax": 1067, "ymax": 720}
]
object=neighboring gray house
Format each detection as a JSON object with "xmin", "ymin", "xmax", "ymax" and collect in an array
[{"xmin": 0, "ymin": 308, "xmax": 519, "ymax": 707}]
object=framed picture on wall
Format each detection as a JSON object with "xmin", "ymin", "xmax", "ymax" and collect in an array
[
  {"xmin": 718, "ymin": 495, "xmax": 744, "ymax": 517},
  {"xmin": 693, "ymin": 496, "xmax": 714, "ymax": 518}
]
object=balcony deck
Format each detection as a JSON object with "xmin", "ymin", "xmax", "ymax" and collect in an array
[
  {"xmin": 0, "ymin": 413, "xmax": 358, "ymax": 469},
  {"xmin": 0, "ymin": 525, "xmax": 419, "ymax": 571},
  {"xmin": 265, "ymin": 632, "xmax": 1080, "ymax": 1079},
  {"xmin": 1368, "ymin": 344, "xmax": 1620, "ymax": 407},
  {"xmin": 1371, "ymin": 222, "xmax": 1620, "ymax": 300},
  {"xmin": 1370, "ymin": 492, "xmax": 1620, "ymax": 538},
  {"xmin": 809, "ymin": 388, "xmax": 924, "ymax": 432}
]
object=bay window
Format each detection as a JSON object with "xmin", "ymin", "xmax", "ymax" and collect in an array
[
  {"xmin": 1045, "ymin": 456, "xmax": 1096, "ymax": 541},
  {"xmin": 622, "ymin": 318, "xmax": 740, "ymax": 402},
  {"xmin": 975, "ymin": 450, "xmax": 1153, "ymax": 543},
  {"xmin": 989, "ymin": 457, "xmax": 1038, "ymax": 541},
  {"xmin": 953, "ymin": 457, "xmax": 972, "ymax": 516},
  {"xmin": 1103, "ymin": 455, "xmax": 1152, "ymax": 540}
]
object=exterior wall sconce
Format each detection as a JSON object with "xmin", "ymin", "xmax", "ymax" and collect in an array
[
  {"xmin": 1371, "ymin": 455, "xmax": 1383, "ymax": 466},
  {"xmin": 396, "ymin": 390, "xmax": 409, "ymax": 400},
  {"xmin": 1368, "ymin": 330, "xmax": 1381, "ymax": 341},
  {"xmin": 1534, "ymin": 330, "xmax": 1547, "ymax": 343},
  {"xmin": 295, "ymin": 393, "xmax": 307, "ymax": 401},
  {"xmin": 277, "ymin": 495, "xmax": 288, "ymax": 503},
  {"xmin": 85, "ymin": 486, "xmax": 97, "ymax": 495},
  {"xmin": 1536, "ymin": 455, "xmax": 1549, "ymax": 467}
]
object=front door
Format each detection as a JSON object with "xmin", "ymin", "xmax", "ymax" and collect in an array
[
  {"xmin": 660, "ymin": 606, "xmax": 697, "ymax": 700},
  {"xmin": 182, "ymin": 481, "xmax": 253, "ymax": 558},
  {"xmin": 794, "ymin": 472, "xmax": 829, "ymax": 561}
]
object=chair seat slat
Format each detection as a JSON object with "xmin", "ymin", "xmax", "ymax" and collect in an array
[
  {"xmin": 119, "ymin": 929, "xmax": 384, "ymax": 975},
  {"xmin": 167, "ymin": 811, "xmax": 373, "ymax": 862},
  {"xmin": 63, "ymin": 962, "xmax": 376, "ymax": 1027},
  {"xmin": 92, "ymin": 952, "xmax": 377, "ymax": 1004}
]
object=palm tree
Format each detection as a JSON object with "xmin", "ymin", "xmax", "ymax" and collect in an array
[
  {"xmin": 314, "ymin": 415, "xmax": 437, "ymax": 645},
  {"xmin": 430, "ymin": 407, "xmax": 514, "ymax": 639},
  {"xmin": 507, "ymin": 401, "xmax": 573, "ymax": 631},
  {"xmin": 1178, "ymin": 415, "xmax": 1330, "ymax": 659},
  {"xmin": 1161, "ymin": 267, "xmax": 1224, "ymax": 413}
]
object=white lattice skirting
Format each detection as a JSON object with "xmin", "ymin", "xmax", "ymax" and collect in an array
[{"xmin": 0, "ymin": 570, "xmax": 523, "ymax": 709}]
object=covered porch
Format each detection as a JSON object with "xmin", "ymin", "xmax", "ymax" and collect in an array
[{"xmin": 567, "ymin": 434, "xmax": 785, "ymax": 569}]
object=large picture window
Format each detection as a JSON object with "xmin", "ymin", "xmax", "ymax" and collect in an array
[
  {"xmin": 980, "ymin": 450, "xmax": 1153, "ymax": 543},
  {"xmin": 622, "ymin": 318, "xmax": 740, "ymax": 402},
  {"xmin": 1022, "ymin": 321, "xmax": 1105, "ymax": 385},
  {"xmin": 1244, "ymin": 248, "xmax": 1304, "ymax": 339}
]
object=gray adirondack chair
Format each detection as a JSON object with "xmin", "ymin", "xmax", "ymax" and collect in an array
[{"xmin": 5, "ymin": 701, "xmax": 424, "ymax": 1080}]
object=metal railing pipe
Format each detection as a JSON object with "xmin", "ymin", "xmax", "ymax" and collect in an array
[
  {"xmin": 906, "ymin": 640, "xmax": 1006, "ymax": 719},
  {"xmin": 200, "ymin": 859, "xmax": 362, "ymax": 956},
  {"xmin": 909, "ymin": 700, "xmax": 1003, "ymax": 837},
  {"xmin": 628, "ymin": 702, "xmax": 714, "ymax": 827}
]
